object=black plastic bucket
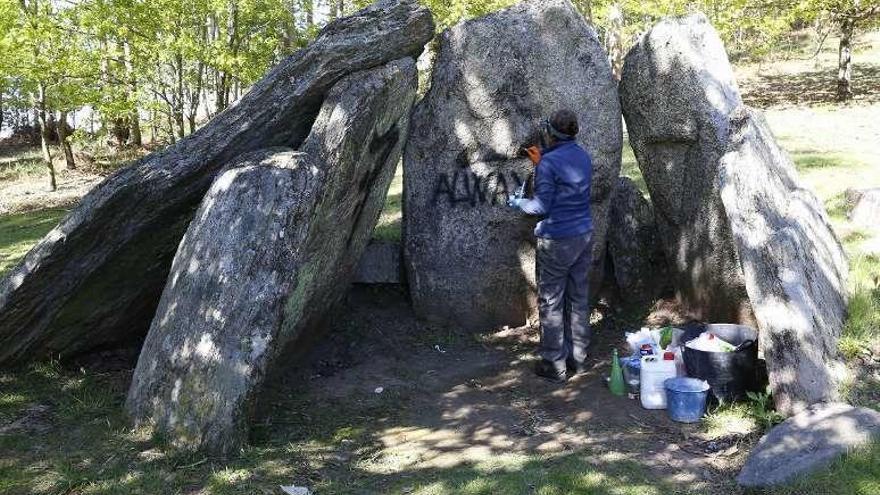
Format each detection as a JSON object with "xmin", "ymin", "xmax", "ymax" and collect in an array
[{"xmin": 682, "ymin": 324, "xmax": 759, "ymax": 403}]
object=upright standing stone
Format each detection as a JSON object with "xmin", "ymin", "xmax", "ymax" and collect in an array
[
  {"xmin": 606, "ymin": 176, "xmax": 668, "ymax": 303},
  {"xmin": 619, "ymin": 13, "xmax": 752, "ymax": 324},
  {"xmin": 620, "ymin": 13, "xmax": 848, "ymax": 414},
  {"xmin": 0, "ymin": 0, "xmax": 434, "ymax": 365},
  {"xmin": 404, "ymin": 0, "xmax": 622, "ymax": 330},
  {"xmin": 126, "ymin": 58, "xmax": 418, "ymax": 454}
]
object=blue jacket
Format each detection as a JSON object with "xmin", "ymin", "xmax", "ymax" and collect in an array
[{"xmin": 518, "ymin": 139, "xmax": 593, "ymax": 239}]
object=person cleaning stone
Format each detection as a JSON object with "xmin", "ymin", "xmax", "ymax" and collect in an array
[{"xmin": 509, "ymin": 109, "xmax": 593, "ymax": 383}]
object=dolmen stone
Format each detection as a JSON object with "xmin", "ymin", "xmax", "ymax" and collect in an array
[
  {"xmin": 737, "ymin": 402, "xmax": 880, "ymax": 488},
  {"xmin": 404, "ymin": 0, "xmax": 622, "ymax": 330},
  {"xmin": 620, "ymin": 13, "xmax": 848, "ymax": 414},
  {"xmin": 606, "ymin": 176, "xmax": 669, "ymax": 303},
  {"xmin": 0, "ymin": 0, "xmax": 434, "ymax": 365},
  {"xmin": 719, "ymin": 107, "xmax": 849, "ymax": 414},
  {"xmin": 847, "ymin": 188, "xmax": 880, "ymax": 229},
  {"xmin": 620, "ymin": 13, "xmax": 752, "ymax": 325},
  {"xmin": 355, "ymin": 241, "xmax": 401, "ymax": 284},
  {"xmin": 126, "ymin": 58, "xmax": 417, "ymax": 454}
]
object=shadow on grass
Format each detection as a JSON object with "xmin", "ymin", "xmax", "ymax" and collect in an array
[{"xmin": 741, "ymin": 63, "xmax": 880, "ymax": 108}]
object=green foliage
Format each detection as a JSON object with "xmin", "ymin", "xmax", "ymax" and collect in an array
[{"xmin": 745, "ymin": 388, "xmax": 785, "ymax": 429}]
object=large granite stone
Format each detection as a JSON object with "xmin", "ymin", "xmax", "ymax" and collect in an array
[
  {"xmin": 404, "ymin": 0, "xmax": 622, "ymax": 330},
  {"xmin": 737, "ymin": 403, "xmax": 880, "ymax": 487},
  {"xmin": 620, "ymin": 14, "xmax": 848, "ymax": 414},
  {"xmin": 606, "ymin": 176, "xmax": 669, "ymax": 303},
  {"xmin": 720, "ymin": 107, "xmax": 849, "ymax": 414},
  {"xmin": 0, "ymin": 0, "xmax": 434, "ymax": 365},
  {"xmin": 125, "ymin": 58, "xmax": 417, "ymax": 454},
  {"xmin": 619, "ymin": 13, "xmax": 752, "ymax": 324}
]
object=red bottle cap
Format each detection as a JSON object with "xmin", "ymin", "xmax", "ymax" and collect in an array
[{"xmin": 663, "ymin": 351, "xmax": 675, "ymax": 360}]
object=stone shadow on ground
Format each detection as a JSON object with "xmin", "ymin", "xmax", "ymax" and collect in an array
[{"xmin": 252, "ymin": 286, "xmax": 749, "ymax": 494}]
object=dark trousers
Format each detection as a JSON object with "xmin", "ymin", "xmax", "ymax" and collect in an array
[{"xmin": 536, "ymin": 232, "xmax": 593, "ymax": 371}]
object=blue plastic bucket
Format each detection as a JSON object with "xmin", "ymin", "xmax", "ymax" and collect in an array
[{"xmin": 664, "ymin": 377, "xmax": 710, "ymax": 423}]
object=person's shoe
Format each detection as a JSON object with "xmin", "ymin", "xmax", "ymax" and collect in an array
[
  {"xmin": 534, "ymin": 360, "xmax": 567, "ymax": 384},
  {"xmin": 567, "ymin": 359, "xmax": 589, "ymax": 376}
]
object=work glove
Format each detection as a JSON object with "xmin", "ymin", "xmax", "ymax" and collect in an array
[
  {"xmin": 525, "ymin": 146, "xmax": 541, "ymax": 166},
  {"xmin": 507, "ymin": 196, "xmax": 527, "ymax": 210}
]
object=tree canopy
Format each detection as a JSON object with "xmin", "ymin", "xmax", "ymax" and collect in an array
[{"xmin": 0, "ymin": 0, "xmax": 874, "ymax": 186}]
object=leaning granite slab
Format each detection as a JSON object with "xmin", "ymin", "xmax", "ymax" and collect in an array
[
  {"xmin": 737, "ymin": 402, "xmax": 880, "ymax": 488},
  {"xmin": 620, "ymin": 13, "xmax": 848, "ymax": 414},
  {"xmin": 0, "ymin": 0, "xmax": 434, "ymax": 365},
  {"xmin": 125, "ymin": 58, "xmax": 417, "ymax": 454},
  {"xmin": 404, "ymin": 0, "xmax": 622, "ymax": 330},
  {"xmin": 719, "ymin": 107, "xmax": 849, "ymax": 414}
]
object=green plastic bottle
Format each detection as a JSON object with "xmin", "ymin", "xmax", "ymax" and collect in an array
[{"xmin": 609, "ymin": 348, "xmax": 626, "ymax": 397}]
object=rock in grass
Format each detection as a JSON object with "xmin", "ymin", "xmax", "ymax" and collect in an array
[
  {"xmin": 737, "ymin": 403, "xmax": 880, "ymax": 488},
  {"xmin": 125, "ymin": 58, "xmax": 417, "ymax": 454},
  {"xmin": 620, "ymin": 13, "xmax": 848, "ymax": 414},
  {"xmin": 846, "ymin": 188, "xmax": 880, "ymax": 230},
  {"xmin": 606, "ymin": 176, "xmax": 669, "ymax": 303},
  {"xmin": 0, "ymin": 0, "xmax": 434, "ymax": 365},
  {"xmin": 403, "ymin": 0, "xmax": 621, "ymax": 330}
]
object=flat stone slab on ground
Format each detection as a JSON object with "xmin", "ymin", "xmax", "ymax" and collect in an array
[
  {"xmin": 355, "ymin": 241, "xmax": 401, "ymax": 284},
  {"xmin": 737, "ymin": 402, "xmax": 880, "ymax": 488}
]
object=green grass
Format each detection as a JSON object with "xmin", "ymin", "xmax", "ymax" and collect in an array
[
  {"xmin": 373, "ymin": 162, "xmax": 403, "ymax": 242},
  {"xmin": 0, "ymin": 146, "xmax": 46, "ymax": 182},
  {"xmin": 0, "ymin": 208, "xmax": 68, "ymax": 277},
  {"xmin": 764, "ymin": 442, "xmax": 880, "ymax": 495}
]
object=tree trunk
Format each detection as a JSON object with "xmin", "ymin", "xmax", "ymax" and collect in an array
[
  {"xmin": 124, "ymin": 41, "xmax": 143, "ymax": 147},
  {"xmin": 837, "ymin": 18, "xmax": 854, "ymax": 101},
  {"xmin": 175, "ymin": 54, "xmax": 186, "ymax": 139},
  {"xmin": 57, "ymin": 110, "xmax": 76, "ymax": 170},
  {"xmin": 0, "ymin": 91, "xmax": 5, "ymax": 133},
  {"xmin": 130, "ymin": 111, "xmax": 142, "ymax": 146},
  {"xmin": 110, "ymin": 118, "xmax": 130, "ymax": 147},
  {"xmin": 35, "ymin": 82, "xmax": 56, "ymax": 191}
]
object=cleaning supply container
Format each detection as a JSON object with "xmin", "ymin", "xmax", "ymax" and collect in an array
[
  {"xmin": 664, "ymin": 377, "xmax": 711, "ymax": 423},
  {"xmin": 683, "ymin": 324, "xmax": 759, "ymax": 402},
  {"xmin": 640, "ymin": 355, "xmax": 676, "ymax": 409}
]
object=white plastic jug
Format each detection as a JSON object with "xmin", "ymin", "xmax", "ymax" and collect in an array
[{"xmin": 640, "ymin": 355, "xmax": 676, "ymax": 409}]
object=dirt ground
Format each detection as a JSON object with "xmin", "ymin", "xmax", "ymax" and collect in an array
[{"xmin": 253, "ymin": 287, "xmax": 753, "ymax": 493}]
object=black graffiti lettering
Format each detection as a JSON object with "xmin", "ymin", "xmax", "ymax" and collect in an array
[
  {"xmin": 432, "ymin": 169, "xmax": 529, "ymax": 208},
  {"xmin": 432, "ymin": 172, "xmax": 455, "ymax": 205},
  {"xmin": 492, "ymin": 173, "xmax": 508, "ymax": 206},
  {"xmin": 472, "ymin": 173, "xmax": 489, "ymax": 206},
  {"xmin": 452, "ymin": 170, "xmax": 473, "ymax": 205}
]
